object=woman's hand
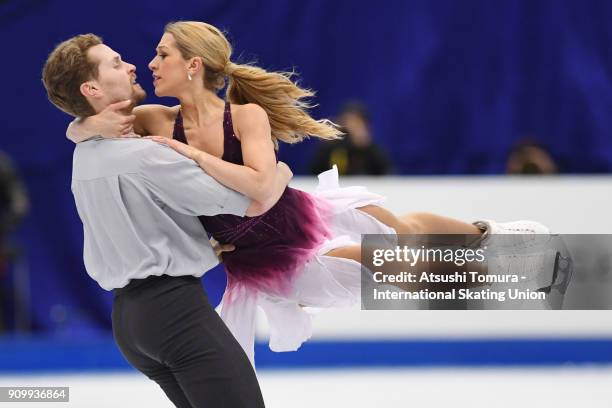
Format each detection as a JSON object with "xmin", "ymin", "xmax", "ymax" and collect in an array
[
  {"xmin": 67, "ymin": 99, "xmax": 138, "ymax": 142},
  {"xmin": 276, "ymin": 161, "xmax": 293, "ymax": 182},
  {"xmin": 92, "ymin": 99, "xmax": 137, "ymax": 137},
  {"xmin": 146, "ymin": 136, "xmax": 206, "ymax": 163}
]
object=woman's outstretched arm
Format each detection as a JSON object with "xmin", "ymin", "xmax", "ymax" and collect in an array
[
  {"xmin": 66, "ymin": 103, "xmax": 175, "ymax": 142},
  {"xmin": 147, "ymin": 134, "xmax": 292, "ymax": 212},
  {"xmin": 149, "ymin": 104, "xmax": 281, "ymax": 203}
]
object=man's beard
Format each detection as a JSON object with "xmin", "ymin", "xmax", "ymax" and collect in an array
[{"xmin": 131, "ymin": 84, "xmax": 147, "ymax": 106}]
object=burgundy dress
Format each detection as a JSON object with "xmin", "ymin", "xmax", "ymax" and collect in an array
[
  {"xmin": 173, "ymin": 102, "xmax": 395, "ymax": 365},
  {"xmin": 173, "ymin": 102, "xmax": 332, "ymax": 296}
]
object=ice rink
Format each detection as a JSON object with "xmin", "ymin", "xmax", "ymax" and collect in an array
[
  {"xmin": 2, "ymin": 179, "xmax": 611, "ymax": 407},
  {"xmin": 1, "ymin": 366, "xmax": 611, "ymax": 407}
]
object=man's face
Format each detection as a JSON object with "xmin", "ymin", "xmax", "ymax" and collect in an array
[{"xmin": 85, "ymin": 44, "xmax": 146, "ymax": 109}]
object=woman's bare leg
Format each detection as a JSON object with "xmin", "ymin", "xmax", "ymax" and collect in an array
[
  {"xmin": 356, "ymin": 205, "xmax": 488, "ymax": 282},
  {"xmin": 320, "ymin": 207, "xmax": 488, "ymax": 293},
  {"xmin": 320, "ymin": 206, "xmax": 481, "ymax": 267},
  {"xmin": 324, "ymin": 245, "xmax": 361, "ymax": 263},
  {"xmin": 357, "ymin": 205, "xmax": 481, "ymax": 235},
  {"xmin": 321, "ymin": 245, "xmax": 481, "ymax": 292}
]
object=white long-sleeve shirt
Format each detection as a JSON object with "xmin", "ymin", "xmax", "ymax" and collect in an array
[{"xmin": 71, "ymin": 137, "xmax": 250, "ymax": 290}]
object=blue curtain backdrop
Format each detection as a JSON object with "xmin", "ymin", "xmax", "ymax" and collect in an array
[{"xmin": 1, "ymin": 0, "xmax": 611, "ymax": 334}]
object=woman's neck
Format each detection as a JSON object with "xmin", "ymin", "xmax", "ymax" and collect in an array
[{"xmin": 179, "ymin": 86, "xmax": 226, "ymax": 127}]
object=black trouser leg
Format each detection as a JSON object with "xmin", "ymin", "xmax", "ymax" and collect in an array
[{"xmin": 112, "ymin": 275, "xmax": 265, "ymax": 407}]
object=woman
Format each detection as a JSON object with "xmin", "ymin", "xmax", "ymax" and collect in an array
[{"xmin": 69, "ymin": 21, "xmax": 551, "ymax": 365}]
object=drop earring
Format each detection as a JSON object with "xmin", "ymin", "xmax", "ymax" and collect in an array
[{"xmin": 188, "ymin": 73, "xmax": 192, "ymax": 81}]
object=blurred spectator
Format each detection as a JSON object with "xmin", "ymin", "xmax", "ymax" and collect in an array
[
  {"xmin": 0, "ymin": 151, "xmax": 29, "ymax": 331},
  {"xmin": 506, "ymin": 138, "xmax": 558, "ymax": 175},
  {"xmin": 310, "ymin": 101, "xmax": 391, "ymax": 175}
]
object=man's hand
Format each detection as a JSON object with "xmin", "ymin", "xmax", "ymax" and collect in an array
[{"xmin": 211, "ymin": 237, "xmax": 235, "ymax": 262}]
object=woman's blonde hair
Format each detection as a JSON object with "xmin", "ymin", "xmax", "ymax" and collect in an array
[{"xmin": 164, "ymin": 21, "xmax": 342, "ymax": 145}]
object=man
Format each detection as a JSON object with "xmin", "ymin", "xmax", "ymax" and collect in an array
[{"xmin": 42, "ymin": 34, "xmax": 287, "ymax": 407}]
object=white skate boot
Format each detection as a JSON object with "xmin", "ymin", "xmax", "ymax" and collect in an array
[{"xmin": 471, "ymin": 220, "xmax": 572, "ymax": 308}]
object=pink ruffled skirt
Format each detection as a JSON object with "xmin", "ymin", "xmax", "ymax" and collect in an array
[{"xmin": 217, "ymin": 166, "xmax": 396, "ymax": 366}]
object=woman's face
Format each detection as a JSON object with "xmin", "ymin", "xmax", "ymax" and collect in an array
[{"xmin": 148, "ymin": 33, "xmax": 189, "ymax": 97}]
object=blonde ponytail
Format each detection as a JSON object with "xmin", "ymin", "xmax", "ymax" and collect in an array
[
  {"xmin": 166, "ymin": 21, "xmax": 342, "ymax": 145},
  {"xmin": 225, "ymin": 62, "xmax": 341, "ymax": 144}
]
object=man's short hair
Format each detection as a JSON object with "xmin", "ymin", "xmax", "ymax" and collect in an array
[{"xmin": 42, "ymin": 34, "xmax": 103, "ymax": 117}]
